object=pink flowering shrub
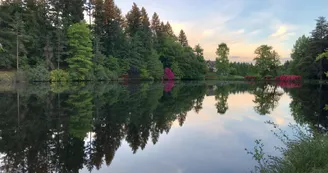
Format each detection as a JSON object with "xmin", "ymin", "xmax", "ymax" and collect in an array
[
  {"xmin": 164, "ymin": 80, "xmax": 174, "ymax": 92},
  {"xmin": 244, "ymin": 76, "xmax": 257, "ymax": 80},
  {"xmin": 275, "ymin": 75, "xmax": 302, "ymax": 81},
  {"xmin": 164, "ymin": 68, "xmax": 175, "ymax": 80}
]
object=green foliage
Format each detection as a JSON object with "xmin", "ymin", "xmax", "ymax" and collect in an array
[
  {"xmin": 247, "ymin": 123, "xmax": 328, "ymax": 173},
  {"xmin": 216, "ymin": 43, "xmax": 230, "ymax": 76},
  {"xmin": 66, "ymin": 91, "xmax": 93, "ymax": 139},
  {"xmin": 252, "ymin": 84, "xmax": 283, "ymax": 115},
  {"xmin": 229, "ymin": 62, "xmax": 258, "ymax": 76},
  {"xmin": 289, "ymin": 17, "xmax": 328, "ymax": 80},
  {"xmin": 50, "ymin": 69, "xmax": 69, "ymax": 82},
  {"xmin": 290, "ymin": 36, "xmax": 316, "ymax": 78},
  {"xmin": 0, "ymin": 0, "xmax": 211, "ymax": 81},
  {"xmin": 66, "ymin": 22, "xmax": 93, "ymax": 81},
  {"xmin": 26, "ymin": 64, "xmax": 50, "ymax": 82},
  {"xmin": 147, "ymin": 51, "xmax": 163, "ymax": 79},
  {"xmin": 178, "ymin": 30, "xmax": 188, "ymax": 47},
  {"xmin": 107, "ymin": 55, "xmax": 121, "ymax": 74},
  {"xmin": 140, "ymin": 66, "xmax": 151, "ymax": 80},
  {"xmin": 215, "ymin": 85, "xmax": 229, "ymax": 114},
  {"xmin": 254, "ymin": 45, "xmax": 280, "ymax": 77}
]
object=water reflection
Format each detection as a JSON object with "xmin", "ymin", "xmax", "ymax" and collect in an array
[{"xmin": 0, "ymin": 81, "xmax": 326, "ymax": 172}]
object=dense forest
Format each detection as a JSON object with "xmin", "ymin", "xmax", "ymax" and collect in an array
[
  {"xmin": 1, "ymin": 0, "xmax": 328, "ymax": 81},
  {"xmin": 0, "ymin": 0, "xmax": 207, "ymax": 81}
]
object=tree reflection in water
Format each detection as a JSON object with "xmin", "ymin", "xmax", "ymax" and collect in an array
[{"xmin": 0, "ymin": 81, "xmax": 326, "ymax": 172}]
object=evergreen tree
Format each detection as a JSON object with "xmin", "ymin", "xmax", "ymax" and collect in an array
[
  {"xmin": 66, "ymin": 22, "xmax": 93, "ymax": 80},
  {"xmin": 60, "ymin": 0, "xmax": 85, "ymax": 29},
  {"xmin": 147, "ymin": 51, "xmax": 163, "ymax": 79},
  {"xmin": 0, "ymin": 2, "xmax": 18, "ymax": 68},
  {"xmin": 290, "ymin": 35, "xmax": 316, "ymax": 78},
  {"xmin": 310, "ymin": 16, "xmax": 328, "ymax": 80},
  {"xmin": 151, "ymin": 12, "xmax": 161, "ymax": 37},
  {"xmin": 178, "ymin": 29, "xmax": 188, "ymax": 47},
  {"xmin": 140, "ymin": 7, "xmax": 152, "ymax": 50},
  {"xmin": 24, "ymin": 0, "xmax": 54, "ymax": 69},
  {"xmin": 126, "ymin": 3, "xmax": 142, "ymax": 37},
  {"xmin": 164, "ymin": 22, "xmax": 176, "ymax": 39}
]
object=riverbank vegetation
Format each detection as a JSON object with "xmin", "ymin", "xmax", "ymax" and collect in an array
[
  {"xmin": 1, "ymin": 1, "xmax": 328, "ymax": 82},
  {"xmin": 247, "ymin": 123, "xmax": 328, "ymax": 173},
  {"xmin": 0, "ymin": 0, "xmax": 207, "ymax": 82}
]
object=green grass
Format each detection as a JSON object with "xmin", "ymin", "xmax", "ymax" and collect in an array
[
  {"xmin": 205, "ymin": 73, "xmax": 245, "ymax": 81},
  {"xmin": 247, "ymin": 124, "xmax": 328, "ymax": 173}
]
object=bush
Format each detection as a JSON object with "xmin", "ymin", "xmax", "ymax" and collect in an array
[
  {"xmin": 94, "ymin": 65, "xmax": 109, "ymax": 81},
  {"xmin": 140, "ymin": 67, "xmax": 151, "ymax": 80},
  {"xmin": 27, "ymin": 64, "xmax": 50, "ymax": 82},
  {"xmin": 50, "ymin": 69, "xmax": 70, "ymax": 82},
  {"xmin": 107, "ymin": 71, "xmax": 118, "ymax": 81},
  {"xmin": 247, "ymin": 123, "xmax": 328, "ymax": 173},
  {"xmin": 164, "ymin": 68, "xmax": 175, "ymax": 80}
]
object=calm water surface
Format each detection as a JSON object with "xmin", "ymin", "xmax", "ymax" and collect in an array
[{"xmin": 0, "ymin": 81, "xmax": 327, "ymax": 173}]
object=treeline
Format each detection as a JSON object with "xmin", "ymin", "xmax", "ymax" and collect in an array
[
  {"xmin": 0, "ymin": 0, "xmax": 207, "ymax": 81},
  {"xmin": 214, "ymin": 43, "xmax": 279, "ymax": 78},
  {"xmin": 287, "ymin": 17, "xmax": 328, "ymax": 80},
  {"xmin": 214, "ymin": 17, "xmax": 328, "ymax": 80}
]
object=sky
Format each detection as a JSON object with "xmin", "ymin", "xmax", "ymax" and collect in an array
[{"xmin": 114, "ymin": 0, "xmax": 328, "ymax": 62}]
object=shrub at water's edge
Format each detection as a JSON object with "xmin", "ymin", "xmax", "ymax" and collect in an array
[
  {"xmin": 50, "ymin": 69, "xmax": 70, "ymax": 82},
  {"xmin": 246, "ymin": 122, "xmax": 328, "ymax": 173}
]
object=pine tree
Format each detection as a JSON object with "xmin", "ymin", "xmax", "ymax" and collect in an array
[
  {"xmin": 0, "ymin": 2, "xmax": 17, "ymax": 68},
  {"xmin": 93, "ymin": 0, "xmax": 104, "ymax": 37},
  {"xmin": 24, "ymin": 0, "xmax": 54, "ymax": 68},
  {"xmin": 128, "ymin": 33, "xmax": 143, "ymax": 76},
  {"xmin": 310, "ymin": 16, "xmax": 328, "ymax": 80},
  {"xmin": 60, "ymin": 0, "xmax": 85, "ymax": 29},
  {"xmin": 0, "ymin": 1, "xmax": 29, "ymax": 69},
  {"xmin": 66, "ymin": 22, "xmax": 94, "ymax": 80},
  {"xmin": 126, "ymin": 3, "xmax": 141, "ymax": 37},
  {"xmin": 178, "ymin": 30, "xmax": 188, "ymax": 47},
  {"xmin": 151, "ymin": 12, "xmax": 161, "ymax": 36},
  {"xmin": 140, "ymin": 7, "xmax": 152, "ymax": 55},
  {"xmin": 164, "ymin": 22, "xmax": 176, "ymax": 39},
  {"xmin": 104, "ymin": 0, "xmax": 116, "ymax": 23}
]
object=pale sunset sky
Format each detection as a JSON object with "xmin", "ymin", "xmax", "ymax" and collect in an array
[{"xmin": 114, "ymin": 0, "xmax": 328, "ymax": 62}]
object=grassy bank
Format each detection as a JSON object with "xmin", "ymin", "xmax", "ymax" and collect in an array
[
  {"xmin": 205, "ymin": 72, "xmax": 245, "ymax": 81},
  {"xmin": 247, "ymin": 124, "xmax": 328, "ymax": 173},
  {"xmin": 0, "ymin": 70, "xmax": 16, "ymax": 83}
]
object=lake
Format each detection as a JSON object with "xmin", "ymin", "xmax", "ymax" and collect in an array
[{"xmin": 0, "ymin": 81, "xmax": 327, "ymax": 173}]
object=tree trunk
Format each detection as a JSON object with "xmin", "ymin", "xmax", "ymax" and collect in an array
[{"xmin": 16, "ymin": 31, "xmax": 19, "ymax": 71}]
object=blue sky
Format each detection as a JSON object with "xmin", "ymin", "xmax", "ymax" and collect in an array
[{"xmin": 113, "ymin": 0, "xmax": 328, "ymax": 62}]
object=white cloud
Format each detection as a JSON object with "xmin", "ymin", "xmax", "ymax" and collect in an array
[
  {"xmin": 271, "ymin": 26, "xmax": 288, "ymax": 37},
  {"xmin": 233, "ymin": 29, "xmax": 245, "ymax": 35},
  {"xmin": 248, "ymin": 29, "xmax": 261, "ymax": 36}
]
